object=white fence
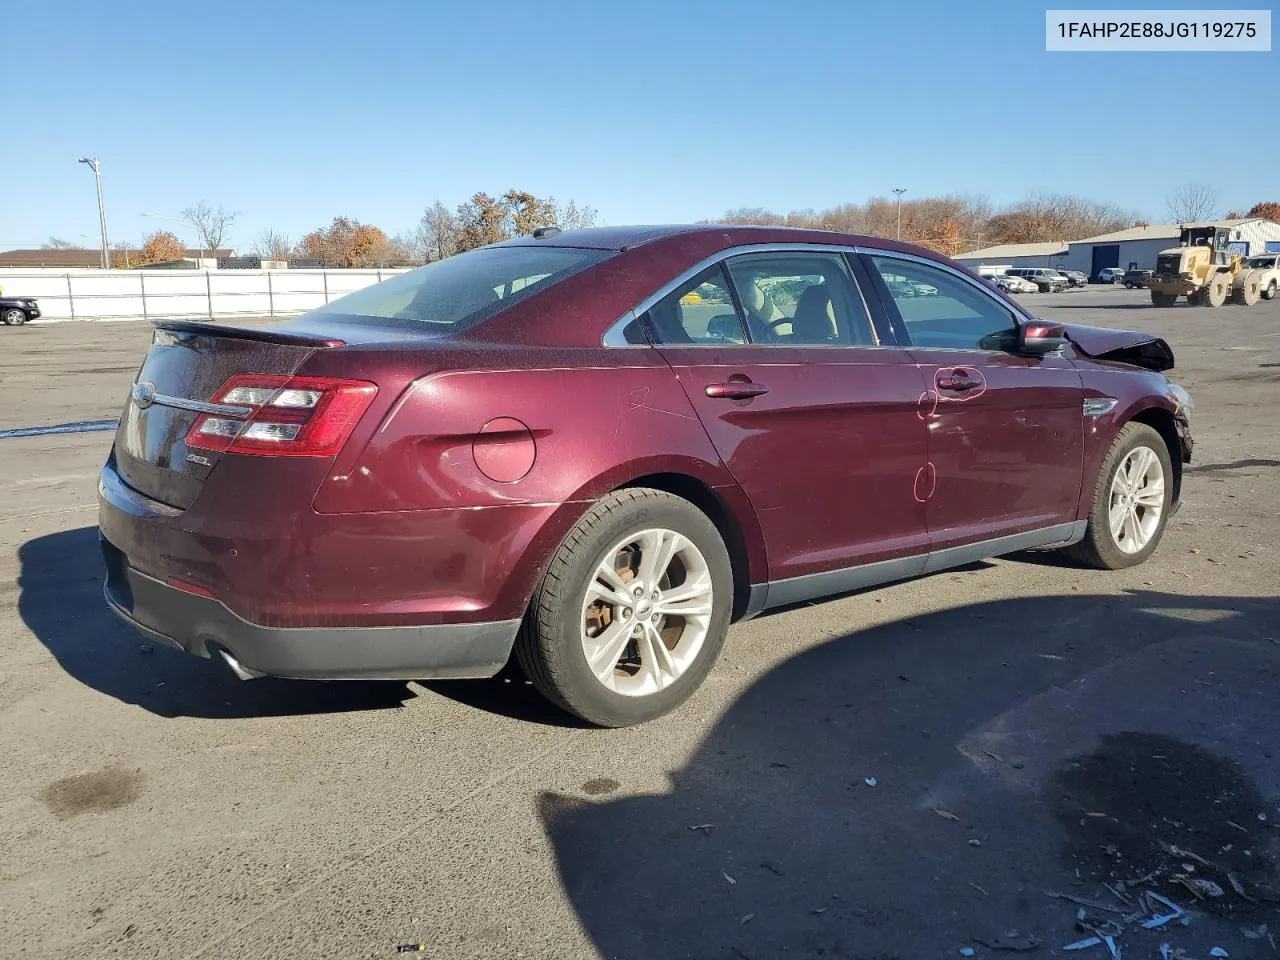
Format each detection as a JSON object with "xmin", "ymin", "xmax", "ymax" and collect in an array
[{"xmin": 0, "ymin": 268, "xmax": 411, "ymax": 322}]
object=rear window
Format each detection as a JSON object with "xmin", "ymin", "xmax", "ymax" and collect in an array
[{"xmin": 312, "ymin": 245, "xmax": 610, "ymax": 329}]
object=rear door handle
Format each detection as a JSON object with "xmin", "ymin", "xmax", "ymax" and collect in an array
[
  {"xmin": 936, "ymin": 375, "xmax": 980, "ymax": 392},
  {"xmin": 705, "ymin": 382, "xmax": 770, "ymax": 400}
]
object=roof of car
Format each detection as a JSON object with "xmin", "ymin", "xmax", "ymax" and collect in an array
[{"xmin": 499, "ymin": 223, "xmax": 934, "ymax": 255}]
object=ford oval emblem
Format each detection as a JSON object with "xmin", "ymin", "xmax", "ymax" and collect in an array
[{"xmin": 132, "ymin": 381, "xmax": 157, "ymax": 409}]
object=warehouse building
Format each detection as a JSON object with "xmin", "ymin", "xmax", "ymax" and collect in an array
[
  {"xmin": 1065, "ymin": 218, "xmax": 1280, "ymax": 278},
  {"xmin": 952, "ymin": 241, "xmax": 1069, "ymax": 273}
]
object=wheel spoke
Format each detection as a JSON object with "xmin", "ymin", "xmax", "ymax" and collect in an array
[
  {"xmin": 1134, "ymin": 447, "xmax": 1155, "ymax": 482},
  {"xmin": 636, "ymin": 529, "xmax": 683, "ymax": 589},
  {"xmin": 596, "ymin": 561, "xmax": 631, "ymax": 597},
  {"xmin": 1123, "ymin": 506, "xmax": 1143, "ymax": 548},
  {"xmin": 585, "ymin": 619, "xmax": 632, "ymax": 681},
  {"xmin": 1108, "ymin": 500, "xmax": 1128, "ymax": 539},
  {"xmin": 1134, "ymin": 483, "xmax": 1164, "ymax": 508},
  {"xmin": 654, "ymin": 578, "xmax": 714, "ymax": 617},
  {"xmin": 639, "ymin": 622, "xmax": 675, "ymax": 691},
  {"xmin": 586, "ymin": 577, "xmax": 631, "ymax": 608}
]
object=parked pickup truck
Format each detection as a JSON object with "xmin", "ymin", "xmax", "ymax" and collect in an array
[{"xmin": 1123, "ymin": 269, "xmax": 1153, "ymax": 289}]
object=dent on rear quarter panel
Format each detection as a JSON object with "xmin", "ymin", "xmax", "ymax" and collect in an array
[{"xmin": 311, "ymin": 357, "xmax": 735, "ymax": 513}]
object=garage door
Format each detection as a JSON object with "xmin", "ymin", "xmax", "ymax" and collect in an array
[{"xmin": 1091, "ymin": 245, "xmax": 1120, "ymax": 279}]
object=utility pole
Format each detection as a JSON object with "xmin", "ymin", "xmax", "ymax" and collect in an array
[
  {"xmin": 893, "ymin": 188, "xmax": 907, "ymax": 241},
  {"xmin": 79, "ymin": 157, "xmax": 110, "ymax": 269}
]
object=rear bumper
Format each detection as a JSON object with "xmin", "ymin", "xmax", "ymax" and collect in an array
[{"xmin": 101, "ymin": 535, "xmax": 520, "ymax": 680}]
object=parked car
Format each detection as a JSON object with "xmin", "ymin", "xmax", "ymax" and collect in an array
[
  {"xmin": 1, "ymin": 296, "xmax": 40, "ymax": 325},
  {"xmin": 1242, "ymin": 254, "xmax": 1280, "ymax": 300},
  {"xmin": 1059, "ymin": 269, "xmax": 1089, "ymax": 288},
  {"xmin": 98, "ymin": 225, "xmax": 1193, "ymax": 727},
  {"xmin": 1006, "ymin": 267, "xmax": 1068, "ymax": 293},
  {"xmin": 1123, "ymin": 269, "xmax": 1153, "ymax": 289},
  {"xmin": 984, "ymin": 273, "xmax": 1038, "ymax": 294},
  {"xmin": 1097, "ymin": 267, "xmax": 1126, "ymax": 284}
]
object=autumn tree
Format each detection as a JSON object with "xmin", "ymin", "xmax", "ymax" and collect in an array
[
  {"xmin": 252, "ymin": 228, "xmax": 295, "ymax": 261},
  {"xmin": 504, "ymin": 190, "xmax": 556, "ymax": 237},
  {"xmin": 1166, "ymin": 183, "xmax": 1218, "ymax": 223},
  {"xmin": 181, "ymin": 201, "xmax": 238, "ymax": 254},
  {"xmin": 349, "ymin": 224, "xmax": 392, "ymax": 267},
  {"xmin": 141, "ymin": 230, "xmax": 186, "ymax": 264},
  {"xmin": 455, "ymin": 193, "xmax": 510, "ymax": 252},
  {"xmin": 1246, "ymin": 201, "xmax": 1280, "ymax": 223}
]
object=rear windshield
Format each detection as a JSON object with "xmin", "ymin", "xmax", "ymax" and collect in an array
[{"xmin": 312, "ymin": 245, "xmax": 611, "ymax": 329}]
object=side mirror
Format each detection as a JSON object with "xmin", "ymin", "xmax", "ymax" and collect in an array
[{"xmin": 1019, "ymin": 320, "xmax": 1067, "ymax": 356}]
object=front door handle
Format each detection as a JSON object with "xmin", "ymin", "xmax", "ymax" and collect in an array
[
  {"xmin": 936, "ymin": 375, "xmax": 980, "ymax": 392},
  {"xmin": 705, "ymin": 381, "xmax": 770, "ymax": 400}
]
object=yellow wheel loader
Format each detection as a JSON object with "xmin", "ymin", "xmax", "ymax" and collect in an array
[{"xmin": 1147, "ymin": 225, "xmax": 1263, "ymax": 308}]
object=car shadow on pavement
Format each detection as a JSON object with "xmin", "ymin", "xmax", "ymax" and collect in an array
[
  {"xmin": 541, "ymin": 589, "xmax": 1280, "ymax": 960},
  {"xmin": 18, "ymin": 526, "xmax": 415, "ymax": 718}
]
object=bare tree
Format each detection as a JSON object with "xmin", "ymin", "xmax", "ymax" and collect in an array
[
  {"xmin": 181, "ymin": 201, "xmax": 239, "ymax": 254},
  {"xmin": 415, "ymin": 201, "xmax": 459, "ymax": 261},
  {"xmin": 252, "ymin": 228, "xmax": 295, "ymax": 261},
  {"xmin": 42, "ymin": 237, "xmax": 81, "ymax": 250},
  {"xmin": 1166, "ymin": 184, "xmax": 1218, "ymax": 224},
  {"xmin": 551, "ymin": 198, "xmax": 599, "ymax": 230}
]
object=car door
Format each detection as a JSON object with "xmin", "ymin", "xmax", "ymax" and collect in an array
[
  {"xmin": 636, "ymin": 250, "xmax": 931, "ymax": 600},
  {"xmin": 861, "ymin": 251, "xmax": 1085, "ymax": 556}
]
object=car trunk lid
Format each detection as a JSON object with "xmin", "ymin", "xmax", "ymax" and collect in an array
[{"xmin": 113, "ymin": 321, "xmax": 339, "ymax": 509}]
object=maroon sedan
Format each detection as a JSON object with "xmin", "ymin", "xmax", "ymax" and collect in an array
[{"xmin": 99, "ymin": 225, "xmax": 1193, "ymax": 726}]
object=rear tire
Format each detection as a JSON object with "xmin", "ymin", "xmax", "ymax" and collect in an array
[
  {"xmin": 1063, "ymin": 422, "xmax": 1173, "ymax": 570},
  {"xmin": 2, "ymin": 308, "xmax": 26, "ymax": 326},
  {"xmin": 515, "ymin": 488, "xmax": 733, "ymax": 727},
  {"xmin": 1202, "ymin": 274, "xmax": 1228, "ymax": 307},
  {"xmin": 1150, "ymin": 291, "xmax": 1177, "ymax": 307}
]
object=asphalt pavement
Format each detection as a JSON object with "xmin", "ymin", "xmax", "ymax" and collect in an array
[{"xmin": 1, "ymin": 286, "xmax": 1278, "ymax": 959}]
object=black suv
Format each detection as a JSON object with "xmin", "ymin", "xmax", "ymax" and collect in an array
[
  {"xmin": 1122, "ymin": 269, "xmax": 1153, "ymax": 289},
  {"xmin": 1, "ymin": 296, "xmax": 41, "ymax": 325}
]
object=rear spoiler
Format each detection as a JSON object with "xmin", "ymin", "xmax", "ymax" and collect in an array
[{"xmin": 153, "ymin": 318, "xmax": 346, "ymax": 348}]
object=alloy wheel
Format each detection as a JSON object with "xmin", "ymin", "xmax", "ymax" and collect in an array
[
  {"xmin": 1108, "ymin": 445, "xmax": 1165, "ymax": 554},
  {"xmin": 580, "ymin": 527, "xmax": 714, "ymax": 697}
]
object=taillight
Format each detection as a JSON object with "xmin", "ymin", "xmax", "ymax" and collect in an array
[{"xmin": 184, "ymin": 375, "xmax": 377, "ymax": 457}]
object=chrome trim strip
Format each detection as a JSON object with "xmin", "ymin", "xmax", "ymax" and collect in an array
[
  {"xmin": 1083, "ymin": 397, "xmax": 1119, "ymax": 417},
  {"xmin": 141, "ymin": 390, "xmax": 252, "ymax": 418},
  {"xmin": 761, "ymin": 521, "xmax": 1086, "ymax": 611}
]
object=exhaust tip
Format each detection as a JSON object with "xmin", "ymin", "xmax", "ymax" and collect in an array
[{"xmin": 219, "ymin": 648, "xmax": 266, "ymax": 681}]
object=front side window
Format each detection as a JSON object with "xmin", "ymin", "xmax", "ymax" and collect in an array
[
  {"xmin": 641, "ymin": 264, "xmax": 747, "ymax": 344},
  {"xmin": 724, "ymin": 252, "xmax": 876, "ymax": 345},
  {"xmin": 313, "ymin": 245, "xmax": 610, "ymax": 331},
  {"xmin": 868, "ymin": 255, "xmax": 1019, "ymax": 351}
]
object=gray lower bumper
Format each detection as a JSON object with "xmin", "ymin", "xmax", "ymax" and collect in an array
[{"xmin": 102, "ymin": 537, "xmax": 520, "ymax": 681}]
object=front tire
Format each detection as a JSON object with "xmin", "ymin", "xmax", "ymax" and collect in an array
[
  {"xmin": 515, "ymin": 488, "xmax": 733, "ymax": 727},
  {"xmin": 1202, "ymin": 274, "xmax": 1229, "ymax": 307},
  {"xmin": 2, "ymin": 308, "xmax": 26, "ymax": 326},
  {"xmin": 1064, "ymin": 423, "xmax": 1173, "ymax": 570}
]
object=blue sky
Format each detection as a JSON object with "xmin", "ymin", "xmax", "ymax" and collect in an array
[{"xmin": 2, "ymin": 0, "xmax": 1275, "ymax": 250}]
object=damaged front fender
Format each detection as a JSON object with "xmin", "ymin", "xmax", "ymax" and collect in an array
[{"xmin": 1060, "ymin": 323, "xmax": 1175, "ymax": 372}]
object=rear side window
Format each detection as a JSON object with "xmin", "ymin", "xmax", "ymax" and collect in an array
[
  {"xmin": 313, "ymin": 246, "xmax": 610, "ymax": 330},
  {"xmin": 640, "ymin": 265, "xmax": 748, "ymax": 344}
]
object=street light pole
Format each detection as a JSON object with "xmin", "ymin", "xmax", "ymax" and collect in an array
[
  {"xmin": 79, "ymin": 158, "xmax": 110, "ymax": 269},
  {"xmin": 893, "ymin": 187, "xmax": 907, "ymax": 241}
]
